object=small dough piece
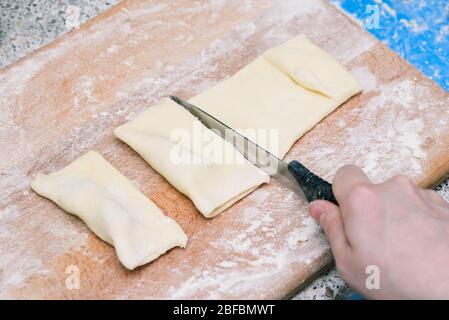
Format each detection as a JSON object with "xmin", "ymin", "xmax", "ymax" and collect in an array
[
  {"xmin": 31, "ymin": 151, "xmax": 187, "ymax": 270},
  {"xmin": 114, "ymin": 98, "xmax": 269, "ymax": 218},
  {"xmin": 190, "ymin": 34, "xmax": 362, "ymax": 158}
]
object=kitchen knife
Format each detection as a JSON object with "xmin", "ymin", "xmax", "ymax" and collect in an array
[{"xmin": 170, "ymin": 95, "xmax": 338, "ymax": 205}]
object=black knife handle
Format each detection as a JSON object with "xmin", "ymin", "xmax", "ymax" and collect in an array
[{"xmin": 287, "ymin": 160, "xmax": 338, "ymax": 205}]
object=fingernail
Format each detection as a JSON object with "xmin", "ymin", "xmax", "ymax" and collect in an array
[
  {"xmin": 319, "ymin": 211, "xmax": 327, "ymax": 225},
  {"xmin": 308, "ymin": 202, "xmax": 326, "ymax": 220}
]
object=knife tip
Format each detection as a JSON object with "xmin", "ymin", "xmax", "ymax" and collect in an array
[
  {"xmin": 169, "ymin": 95, "xmax": 193, "ymax": 110},
  {"xmin": 169, "ymin": 95, "xmax": 181, "ymax": 104}
]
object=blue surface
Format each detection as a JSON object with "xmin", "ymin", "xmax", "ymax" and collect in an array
[{"xmin": 331, "ymin": 0, "xmax": 449, "ymax": 92}]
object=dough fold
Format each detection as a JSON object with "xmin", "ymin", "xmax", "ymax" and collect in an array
[
  {"xmin": 31, "ymin": 151, "xmax": 187, "ymax": 270},
  {"xmin": 190, "ymin": 34, "xmax": 362, "ymax": 158},
  {"xmin": 114, "ymin": 99, "xmax": 270, "ymax": 218}
]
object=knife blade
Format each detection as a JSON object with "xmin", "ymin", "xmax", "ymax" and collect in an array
[{"xmin": 170, "ymin": 95, "xmax": 337, "ymax": 204}]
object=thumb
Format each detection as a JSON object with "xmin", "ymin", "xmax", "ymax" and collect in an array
[{"xmin": 308, "ymin": 200, "xmax": 350, "ymax": 261}]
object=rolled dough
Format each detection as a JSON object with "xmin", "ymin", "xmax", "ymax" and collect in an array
[
  {"xmin": 190, "ymin": 35, "xmax": 362, "ymax": 158},
  {"xmin": 31, "ymin": 151, "xmax": 187, "ymax": 270},
  {"xmin": 114, "ymin": 98, "xmax": 270, "ymax": 218},
  {"xmin": 115, "ymin": 34, "xmax": 361, "ymax": 218}
]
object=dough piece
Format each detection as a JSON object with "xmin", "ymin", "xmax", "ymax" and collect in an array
[
  {"xmin": 190, "ymin": 34, "xmax": 362, "ymax": 158},
  {"xmin": 114, "ymin": 98, "xmax": 269, "ymax": 218},
  {"xmin": 31, "ymin": 151, "xmax": 187, "ymax": 270},
  {"xmin": 114, "ymin": 35, "xmax": 360, "ymax": 218}
]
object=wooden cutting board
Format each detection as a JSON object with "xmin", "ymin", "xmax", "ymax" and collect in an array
[{"xmin": 1, "ymin": 0, "xmax": 448, "ymax": 299}]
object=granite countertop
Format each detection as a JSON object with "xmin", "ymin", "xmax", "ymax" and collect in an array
[{"xmin": 1, "ymin": 0, "xmax": 448, "ymax": 300}]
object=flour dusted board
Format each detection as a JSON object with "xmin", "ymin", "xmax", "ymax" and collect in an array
[{"xmin": 0, "ymin": 0, "xmax": 448, "ymax": 299}]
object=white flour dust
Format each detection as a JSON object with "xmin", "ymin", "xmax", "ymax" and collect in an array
[
  {"xmin": 165, "ymin": 187, "xmax": 329, "ymax": 299},
  {"xmin": 302, "ymin": 78, "xmax": 447, "ymax": 182},
  {"xmin": 351, "ymin": 66, "xmax": 378, "ymax": 92}
]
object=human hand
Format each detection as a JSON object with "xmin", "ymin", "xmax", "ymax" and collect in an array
[{"xmin": 308, "ymin": 165, "xmax": 449, "ymax": 299}]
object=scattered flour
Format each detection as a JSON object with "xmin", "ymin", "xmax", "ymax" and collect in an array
[
  {"xmin": 106, "ymin": 45, "xmax": 120, "ymax": 54},
  {"xmin": 0, "ymin": 202, "xmax": 89, "ymax": 295},
  {"xmin": 351, "ymin": 66, "xmax": 378, "ymax": 92},
  {"xmin": 436, "ymin": 25, "xmax": 449, "ymax": 43},
  {"xmin": 287, "ymin": 217, "xmax": 320, "ymax": 245},
  {"xmin": 336, "ymin": 118, "xmax": 346, "ymax": 128},
  {"xmin": 165, "ymin": 183, "xmax": 329, "ymax": 299},
  {"xmin": 302, "ymin": 78, "xmax": 446, "ymax": 182},
  {"xmin": 372, "ymin": 0, "xmax": 397, "ymax": 18},
  {"xmin": 238, "ymin": 0, "xmax": 253, "ymax": 13},
  {"xmin": 235, "ymin": 22, "xmax": 257, "ymax": 39}
]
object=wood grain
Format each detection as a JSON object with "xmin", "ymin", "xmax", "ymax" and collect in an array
[{"xmin": 0, "ymin": 0, "xmax": 448, "ymax": 299}]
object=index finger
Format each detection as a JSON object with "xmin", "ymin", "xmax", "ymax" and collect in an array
[{"xmin": 333, "ymin": 165, "xmax": 372, "ymax": 203}]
